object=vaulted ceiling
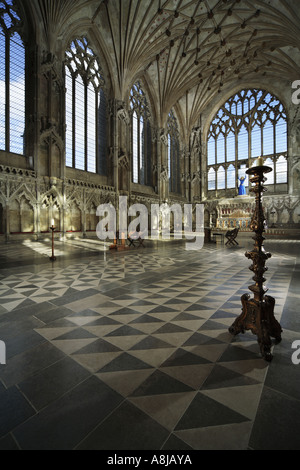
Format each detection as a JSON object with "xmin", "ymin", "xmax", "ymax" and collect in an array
[{"xmin": 31, "ymin": 0, "xmax": 300, "ymax": 134}]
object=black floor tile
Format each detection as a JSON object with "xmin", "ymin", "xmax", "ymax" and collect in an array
[
  {"xmin": 98, "ymin": 352, "xmax": 153, "ymax": 373},
  {"xmin": 175, "ymin": 392, "xmax": 250, "ymax": 430},
  {"xmin": 0, "ymin": 433, "xmax": 19, "ymax": 450},
  {"xmin": 130, "ymin": 369, "xmax": 193, "ymax": 397},
  {"xmin": 13, "ymin": 376, "xmax": 124, "ymax": 450},
  {"xmin": 0, "ymin": 386, "xmax": 36, "ymax": 438},
  {"xmin": 161, "ymin": 433, "xmax": 193, "ymax": 450},
  {"xmin": 0, "ymin": 342, "xmax": 65, "ymax": 388},
  {"xmin": 76, "ymin": 400, "xmax": 169, "ymax": 450},
  {"xmin": 18, "ymin": 357, "xmax": 91, "ymax": 411},
  {"xmin": 201, "ymin": 364, "xmax": 260, "ymax": 390},
  {"xmin": 161, "ymin": 348, "xmax": 211, "ymax": 367},
  {"xmin": 249, "ymin": 386, "xmax": 300, "ymax": 450},
  {"xmin": 5, "ymin": 330, "xmax": 46, "ymax": 359},
  {"xmin": 72, "ymin": 338, "xmax": 122, "ymax": 355}
]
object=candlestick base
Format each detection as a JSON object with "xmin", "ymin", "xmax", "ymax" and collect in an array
[
  {"xmin": 228, "ymin": 164, "xmax": 282, "ymax": 361},
  {"xmin": 229, "ymin": 294, "xmax": 282, "ymax": 361},
  {"xmin": 49, "ymin": 226, "xmax": 56, "ymax": 262}
]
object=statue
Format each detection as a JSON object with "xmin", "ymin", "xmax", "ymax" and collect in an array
[{"xmin": 238, "ymin": 176, "xmax": 246, "ymax": 196}]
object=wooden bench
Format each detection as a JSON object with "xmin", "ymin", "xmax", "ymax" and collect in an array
[{"xmin": 225, "ymin": 228, "xmax": 239, "ymax": 246}]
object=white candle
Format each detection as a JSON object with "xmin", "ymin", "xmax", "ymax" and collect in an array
[
  {"xmin": 51, "ymin": 219, "xmax": 55, "ymax": 227},
  {"xmin": 257, "ymin": 157, "xmax": 264, "ymax": 166}
]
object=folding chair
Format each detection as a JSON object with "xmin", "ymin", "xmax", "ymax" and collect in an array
[{"xmin": 225, "ymin": 228, "xmax": 239, "ymax": 246}]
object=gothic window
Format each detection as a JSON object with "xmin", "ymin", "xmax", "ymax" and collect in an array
[
  {"xmin": 130, "ymin": 82, "xmax": 152, "ymax": 186},
  {"xmin": 265, "ymin": 158, "xmax": 274, "ymax": 185},
  {"xmin": 65, "ymin": 37, "xmax": 106, "ymax": 174},
  {"xmin": 207, "ymin": 89, "xmax": 288, "ymax": 192},
  {"xmin": 0, "ymin": 0, "xmax": 25, "ymax": 154},
  {"xmin": 276, "ymin": 155, "xmax": 288, "ymax": 184},
  {"xmin": 227, "ymin": 164, "xmax": 236, "ymax": 189},
  {"xmin": 167, "ymin": 110, "xmax": 180, "ymax": 194},
  {"xmin": 208, "ymin": 168, "xmax": 216, "ymax": 191},
  {"xmin": 217, "ymin": 166, "xmax": 225, "ymax": 190}
]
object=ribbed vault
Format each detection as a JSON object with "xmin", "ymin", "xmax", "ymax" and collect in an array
[{"xmin": 29, "ymin": 0, "xmax": 300, "ymax": 132}]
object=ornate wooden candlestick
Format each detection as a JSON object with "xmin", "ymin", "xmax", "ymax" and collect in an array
[
  {"xmin": 49, "ymin": 225, "xmax": 56, "ymax": 262},
  {"xmin": 229, "ymin": 164, "xmax": 282, "ymax": 361}
]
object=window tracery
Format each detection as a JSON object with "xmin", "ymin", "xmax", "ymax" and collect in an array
[
  {"xmin": 207, "ymin": 89, "xmax": 288, "ymax": 192},
  {"xmin": 65, "ymin": 37, "xmax": 106, "ymax": 175},
  {"xmin": 130, "ymin": 81, "xmax": 152, "ymax": 186}
]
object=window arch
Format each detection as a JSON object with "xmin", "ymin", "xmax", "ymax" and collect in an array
[
  {"xmin": 65, "ymin": 37, "xmax": 107, "ymax": 175},
  {"xmin": 167, "ymin": 110, "xmax": 180, "ymax": 194},
  {"xmin": 0, "ymin": 0, "xmax": 25, "ymax": 155},
  {"xmin": 130, "ymin": 81, "xmax": 152, "ymax": 186},
  {"xmin": 207, "ymin": 89, "xmax": 288, "ymax": 192},
  {"xmin": 227, "ymin": 164, "xmax": 235, "ymax": 189},
  {"xmin": 208, "ymin": 168, "xmax": 216, "ymax": 191}
]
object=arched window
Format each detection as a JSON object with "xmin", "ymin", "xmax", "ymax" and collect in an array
[
  {"xmin": 276, "ymin": 155, "xmax": 288, "ymax": 184},
  {"xmin": 65, "ymin": 37, "xmax": 106, "ymax": 174},
  {"xmin": 207, "ymin": 89, "xmax": 288, "ymax": 192},
  {"xmin": 130, "ymin": 82, "xmax": 152, "ymax": 186},
  {"xmin": 208, "ymin": 168, "xmax": 216, "ymax": 191},
  {"xmin": 227, "ymin": 164, "xmax": 236, "ymax": 189},
  {"xmin": 0, "ymin": 0, "xmax": 25, "ymax": 155},
  {"xmin": 217, "ymin": 166, "xmax": 226, "ymax": 190},
  {"xmin": 167, "ymin": 110, "xmax": 180, "ymax": 194}
]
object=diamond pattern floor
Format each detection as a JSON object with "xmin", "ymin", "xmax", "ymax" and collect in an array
[{"xmin": 0, "ymin": 238, "xmax": 299, "ymax": 450}]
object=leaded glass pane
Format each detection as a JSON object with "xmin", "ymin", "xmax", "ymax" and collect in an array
[
  {"xmin": 133, "ymin": 111, "xmax": 138, "ymax": 184},
  {"xmin": 208, "ymin": 168, "xmax": 216, "ymax": 191},
  {"xmin": 251, "ymin": 125, "xmax": 261, "ymax": 158},
  {"xmin": 276, "ymin": 156, "xmax": 287, "ymax": 184},
  {"xmin": 227, "ymin": 164, "xmax": 236, "ymax": 188},
  {"xmin": 217, "ymin": 166, "xmax": 225, "ymax": 190},
  {"xmin": 265, "ymin": 158, "xmax": 274, "ymax": 185},
  {"xmin": 207, "ymin": 137, "xmax": 215, "ymax": 165}
]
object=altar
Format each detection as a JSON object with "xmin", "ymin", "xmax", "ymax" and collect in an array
[{"xmin": 216, "ymin": 196, "xmax": 255, "ymax": 231}]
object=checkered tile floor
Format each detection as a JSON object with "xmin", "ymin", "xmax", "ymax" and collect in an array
[{"xmin": 0, "ymin": 238, "xmax": 299, "ymax": 450}]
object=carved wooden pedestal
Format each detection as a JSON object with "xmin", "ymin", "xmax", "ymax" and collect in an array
[{"xmin": 229, "ymin": 165, "xmax": 282, "ymax": 362}]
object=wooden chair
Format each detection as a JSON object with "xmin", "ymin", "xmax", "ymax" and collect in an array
[
  {"xmin": 127, "ymin": 237, "xmax": 136, "ymax": 247},
  {"xmin": 225, "ymin": 228, "xmax": 239, "ymax": 246}
]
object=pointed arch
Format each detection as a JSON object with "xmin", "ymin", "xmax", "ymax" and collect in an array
[
  {"xmin": 129, "ymin": 81, "xmax": 152, "ymax": 186},
  {"xmin": 65, "ymin": 36, "xmax": 107, "ymax": 175},
  {"xmin": 207, "ymin": 89, "xmax": 288, "ymax": 193}
]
